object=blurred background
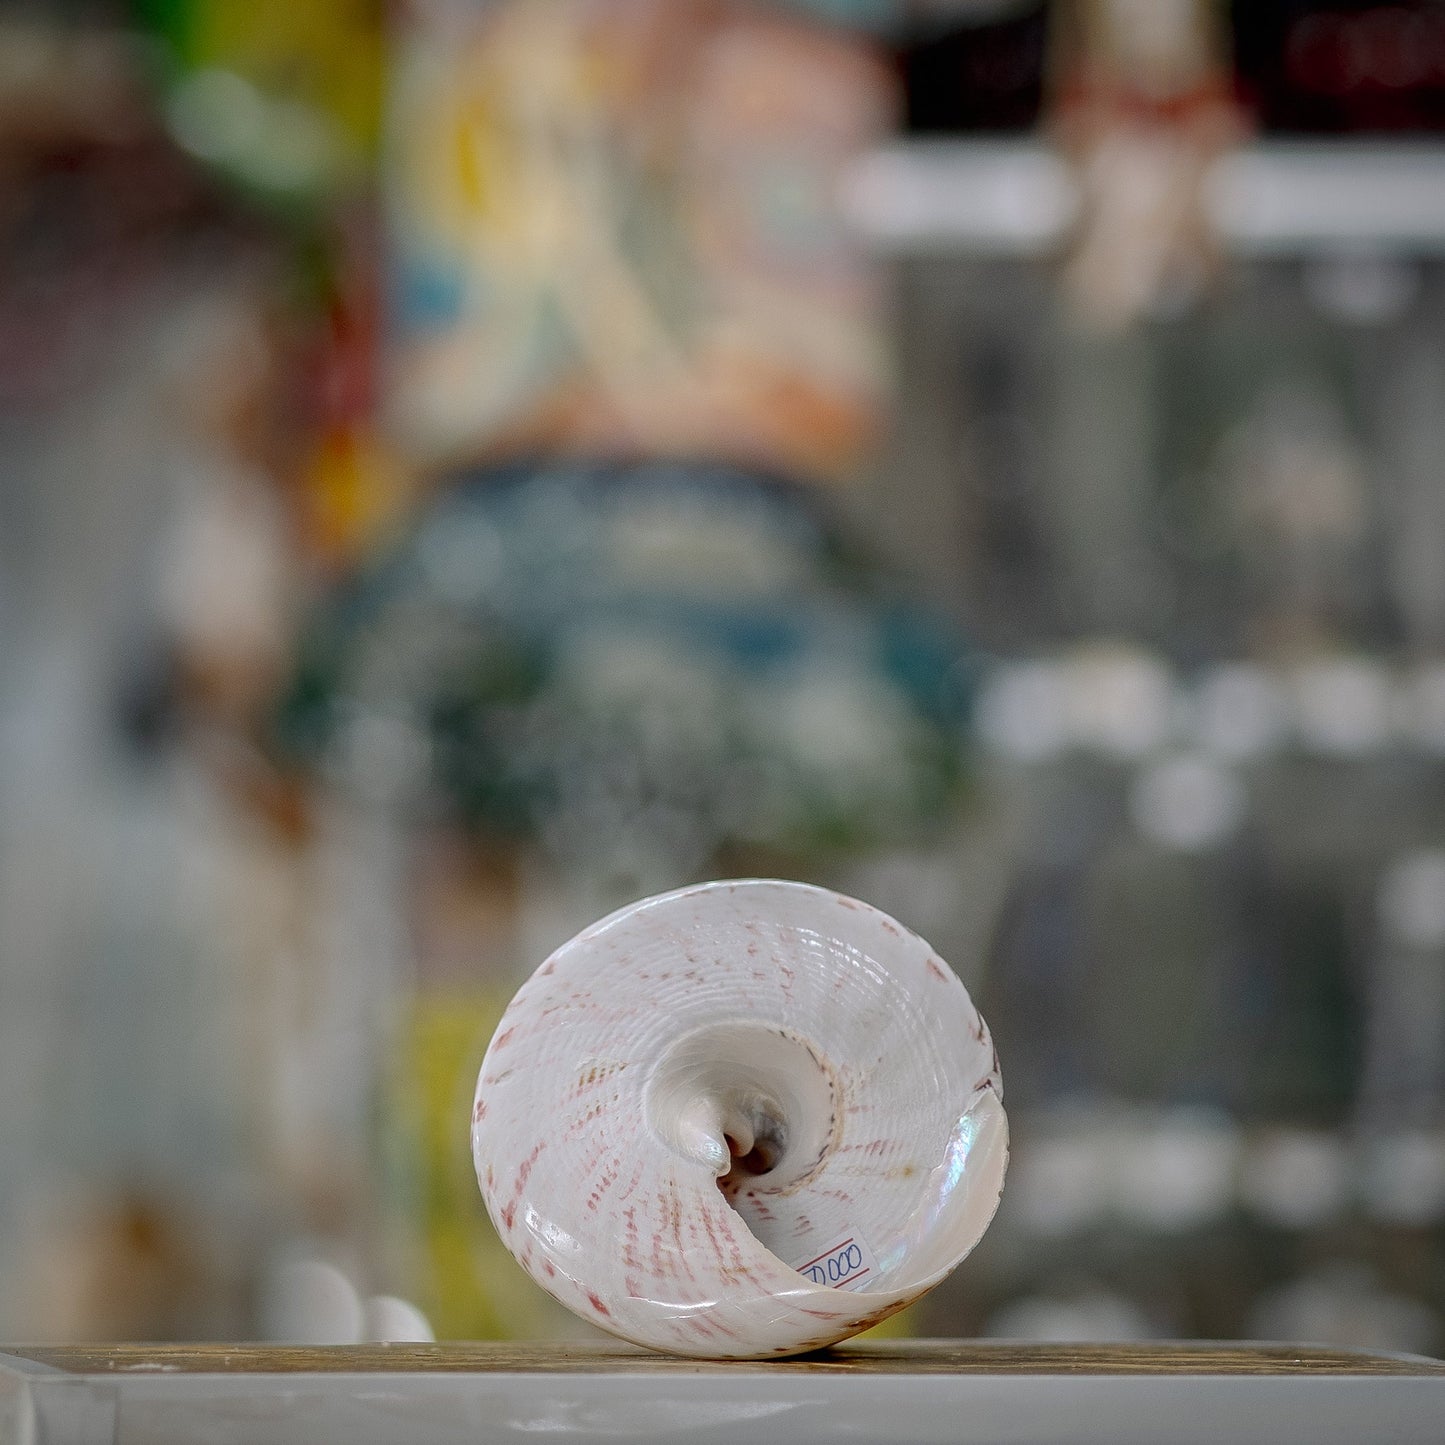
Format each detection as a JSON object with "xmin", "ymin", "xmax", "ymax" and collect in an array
[{"xmin": 2, "ymin": 0, "xmax": 1445, "ymax": 1356}]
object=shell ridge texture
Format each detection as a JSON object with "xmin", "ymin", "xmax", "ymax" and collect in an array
[{"xmin": 472, "ymin": 878, "xmax": 1007, "ymax": 1358}]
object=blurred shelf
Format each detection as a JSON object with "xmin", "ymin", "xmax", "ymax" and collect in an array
[
  {"xmin": 842, "ymin": 141, "xmax": 1445, "ymax": 256},
  {"xmin": 842, "ymin": 139, "xmax": 1075, "ymax": 255}
]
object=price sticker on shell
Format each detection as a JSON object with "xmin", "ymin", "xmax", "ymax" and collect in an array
[{"xmin": 795, "ymin": 1232, "xmax": 881, "ymax": 1291}]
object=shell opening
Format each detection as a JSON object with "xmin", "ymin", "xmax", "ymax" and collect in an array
[
  {"xmin": 722, "ymin": 1127, "xmax": 782, "ymax": 1182},
  {"xmin": 644, "ymin": 1020, "xmax": 839, "ymax": 1208}
]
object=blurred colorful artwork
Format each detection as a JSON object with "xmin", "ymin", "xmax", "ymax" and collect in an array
[
  {"xmin": 385, "ymin": 0, "xmax": 896, "ymax": 480},
  {"xmin": 136, "ymin": 0, "xmax": 385, "ymax": 202},
  {"xmin": 277, "ymin": 459, "xmax": 973, "ymax": 885}
]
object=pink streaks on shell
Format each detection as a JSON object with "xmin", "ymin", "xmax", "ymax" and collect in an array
[{"xmin": 471, "ymin": 879, "xmax": 1007, "ymax": 1359}]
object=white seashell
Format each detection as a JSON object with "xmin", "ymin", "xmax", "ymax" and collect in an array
[{"xmin": 471, "ymin": 879, "xmax": 1007, "ymax": 1358}]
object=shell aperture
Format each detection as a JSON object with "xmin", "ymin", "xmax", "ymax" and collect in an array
[{"xmin": 471, "ymin": 879, "xmax": 1007, "ymax": 1358}]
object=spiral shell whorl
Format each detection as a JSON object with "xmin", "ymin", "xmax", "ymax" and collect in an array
[{"xmin": 471, "ymin": 879, "xmax": 1006, "ymax": 1358}]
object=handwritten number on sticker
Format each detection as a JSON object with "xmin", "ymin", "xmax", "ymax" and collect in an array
[{"xmin": 800, "ymin": 1238, "xmax": 868, "ymax": 1288}]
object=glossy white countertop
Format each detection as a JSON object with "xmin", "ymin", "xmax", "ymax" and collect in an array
[{"xmin": 3, "ymin": 1339, "xmax": 1443, "ymax": 1445}]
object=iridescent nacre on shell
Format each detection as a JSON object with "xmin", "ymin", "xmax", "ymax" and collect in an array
[{"xmin": 471, "ymin": 879, "xmax": 1007, "ymax": 1358}]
